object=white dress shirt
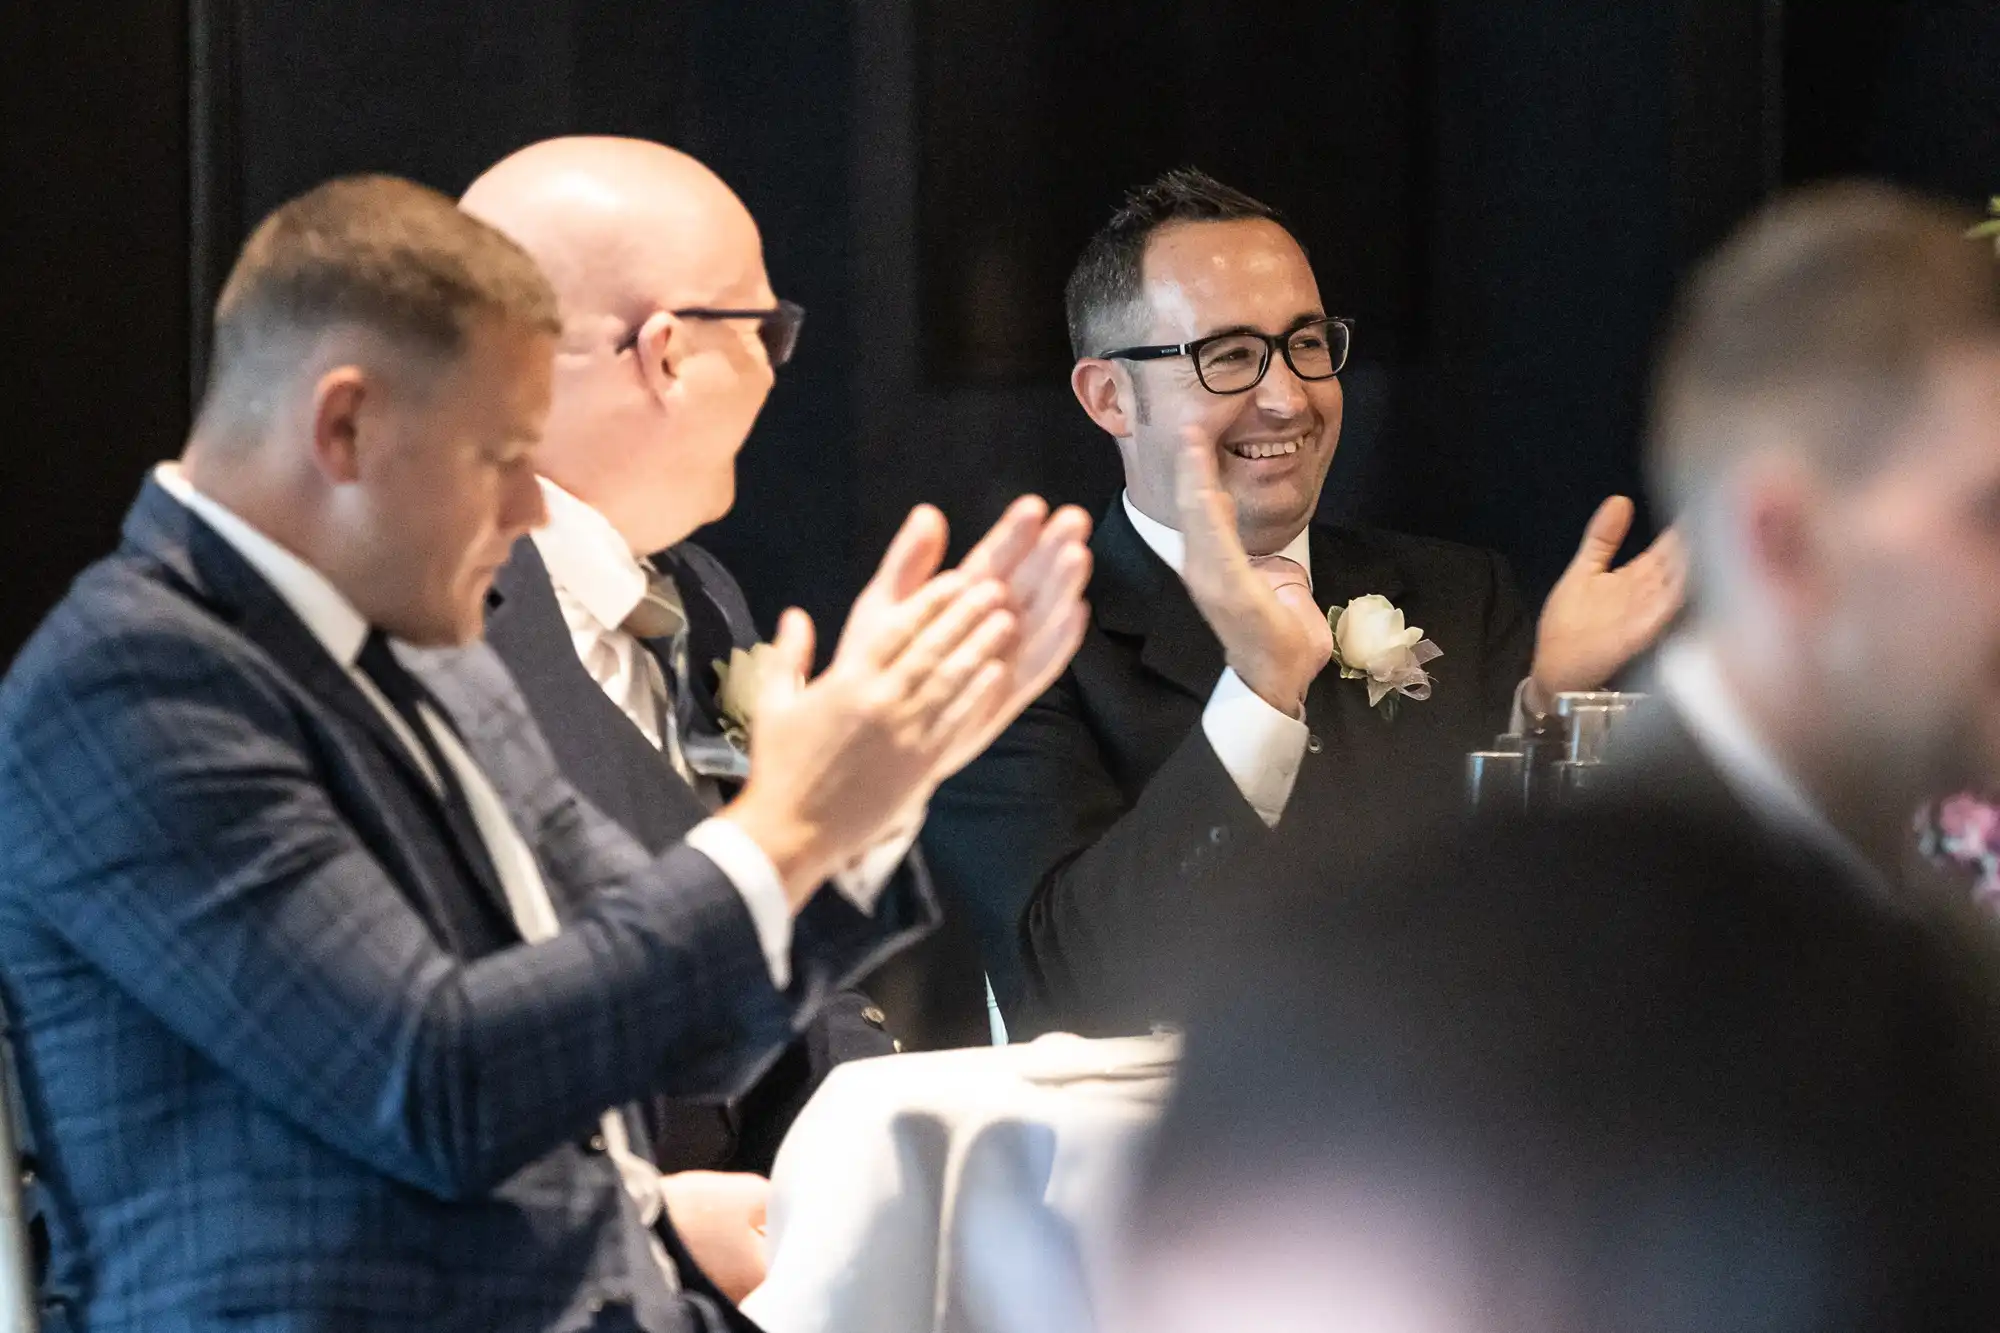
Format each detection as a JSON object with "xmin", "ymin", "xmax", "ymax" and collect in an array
[
  {"xmin": 152, "ymin": 463, "xmax": 685, "ymax": 1290},
  {"xmin": 530, "ymin": 478, "xmax": 911, "ymax": 946},
  {"xmin": 1654, "ymin": 635, "xmax": 1894, "ymax": 906},
  {"xmin": 1121, "ymin": 493, "xmax": 1313, "ymax": 826}
]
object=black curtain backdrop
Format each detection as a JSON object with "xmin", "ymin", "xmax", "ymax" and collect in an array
[
  {"xmin": 6, "ymin": 1, "xmax": 1997, "ymax": 665},
  {"xmin": 2, "ymin": 5, "xmax": 190, "ymax": 659}
]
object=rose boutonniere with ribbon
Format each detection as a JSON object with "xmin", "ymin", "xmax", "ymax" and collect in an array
[
  {"xmin": 711, "ymin": 642, "xmax": 788, "ymax": 751},
  {"xmin": 1327, "ymin": 594, "xmax": 1441, "ymax": 719}
]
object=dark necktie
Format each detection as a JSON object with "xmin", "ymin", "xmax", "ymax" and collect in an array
[{"xmin": 354, "ymin": 631, "xmax": 507, "ymax": 907}]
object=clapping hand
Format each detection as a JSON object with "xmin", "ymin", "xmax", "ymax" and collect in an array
[
  {"xmin": 1527, "ymin": 495, "xmax": 1687, "ymax": 714},
  {"xmin": 1174, "ymin": 426, "xmax": 1332, "ymax": 715},
  {"xmin": 835, "ymin": 496, "xmax": 1091, "ymax": 786},
  {"xmin": 935, "ymin": 494, "xmax": 1093, "ymax": 779},
  {"xmin": 725, "ymin": 506, "xmax": 1018, "ymax": 904},
  {"xmin": 723, "ymin": 496, "xmax": 1093, "ymax": 901},
  {"xmin": 661, "ymin": 1171, "xmax": 770, "ymax": 1306}
]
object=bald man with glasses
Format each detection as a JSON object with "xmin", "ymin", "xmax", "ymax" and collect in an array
[{"xmin": 450, "ymin": 137, "xmax": 1090, "ymax": 1311}]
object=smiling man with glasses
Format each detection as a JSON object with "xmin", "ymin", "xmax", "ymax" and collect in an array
[{"xmin": 923, "ymin": 168, "xmax": 1687, "ymax": 1036}]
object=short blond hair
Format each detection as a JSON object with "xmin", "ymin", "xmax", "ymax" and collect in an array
[
  {"xmin": 200, "ymin": 174, "xmax": 559, "ymax": 416},
  {"xmin": 1648, "ymin": 182, "xmax": 2000, "ymax": 519}
]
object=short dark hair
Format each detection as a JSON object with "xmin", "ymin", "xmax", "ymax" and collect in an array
[
  {"xmin": 201, "ymin": 174, "xmax": 561, "ymax": 419},
  {"xmin": 1649, "ymin": 181, "xmax": 2000, "ymax": 520},
  {"xmin": 1063, "ymin": 167, "xmax": 1291, "ymax": 360}
]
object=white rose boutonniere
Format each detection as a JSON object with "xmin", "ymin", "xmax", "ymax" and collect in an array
[
  {"xmin": 1328, "ymin": 594, "xmax": 1442, "ymax": 717},
  {"xmin": 712, "ymin": 643, "xmax": 789, "ymax": 749}
]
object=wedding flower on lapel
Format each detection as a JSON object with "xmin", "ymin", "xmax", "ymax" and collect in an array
[
  {"xmin": 1917, "ymin": 792, "xmax": 2000, "ymax": 909},
  {"xmin": 711, "ymin": 643, "xmax": 787, "ymax": 749},
  {"xmin": 1327, "ymin": 594, "xmax": 1442, "ymax": 715}
]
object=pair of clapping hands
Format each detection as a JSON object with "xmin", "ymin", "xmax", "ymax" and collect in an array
[
  {"xmin": 1169, "ymin": 424, "xmax": 1687, "ymax": 721},
  {"xmin": 721, "ymin": 496, "xmax": 1093, "ymax": 907},
  {"xmin": 677, "ymin": 499, "xmax": 1091, "ymax": 1308}
]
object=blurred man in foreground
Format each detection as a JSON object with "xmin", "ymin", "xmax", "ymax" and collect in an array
[
  {"xmin": 1122, "ymin": 183, "xmax": 2000, "ymax": 1331},
  {"xmin": 1127, "ymin": 813, "xmax": 2000, "ymax": 1332},
  {"xmin": 447, "ymin": 136, "xmax": 1089, "ymax": 1302},
  {"xmin": 1619, "ymin": 181, "xmax": 2000, "ymax": 891},
  {"xmin": 0, "ymin": 176, "xmax": 1065, "ymax": 1333}
]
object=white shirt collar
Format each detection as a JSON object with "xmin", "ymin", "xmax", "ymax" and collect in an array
[
  {"xmin": 153, "ymin": 462, "xmax": 371, "ymax": 667},
  {"xmin": 1120, "ymin": 490, "xmax": 1313, "ymax": 590},
  {"xmin": 1654, "ymin": 635, "xmax": 1888, "ymax": 896},
  {"xmin": 529, "ymin": 477, "xmax": 650, "ymax": 633}
]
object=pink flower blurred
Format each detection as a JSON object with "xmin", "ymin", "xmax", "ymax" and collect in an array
[
  {"xmin": 1920, "ymin": 792, "xmax": 2000, "ymax": 909},
  {"xmin": 1938, "ymin": 794, "xmax": 2000, "ymax": 855}
]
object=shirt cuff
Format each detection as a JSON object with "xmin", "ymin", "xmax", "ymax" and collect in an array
[
  {"xmin": 685, "ymin": 816, "xmax": 793, "ymax": 990},
  {"xmin": 1202, "ymin": 667, "xmax": 1310, "ymax": 828},
  {"xmin": 829, "ymin": 812, "xmax": 923, "ymax": 914},
  {"xmin": 1509, "ymin": 676, "xmax": 1537, "ymax": 736}
]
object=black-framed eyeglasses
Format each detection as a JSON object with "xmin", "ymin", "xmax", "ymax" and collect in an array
[
  {"xmin": 614, "ymin": 299, "xmax": 807, "ymax": 368},
  {"xmin": 1099, "ymin": 316, "xmax": 1353, "ymax": 395}
]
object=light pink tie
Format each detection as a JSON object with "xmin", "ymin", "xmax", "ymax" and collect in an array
[{"xmin": 1247, "ymin": 553, "xmax": 1312, "ymax": 604}]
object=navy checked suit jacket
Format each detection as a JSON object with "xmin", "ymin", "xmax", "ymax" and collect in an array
[{"xmin": 0, "ymin": 479, "xmax": 935, "ymax": 1333}]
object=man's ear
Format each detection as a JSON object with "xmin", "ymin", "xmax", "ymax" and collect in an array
[
  {"xmin": 308, "ymin": 366, "xmax": 370, "ymax": 484},
  {"xmin": 632, "ymin": 310, "xmax": 682, "ymax": 410},
  {"xmin": 1739, "ymin": 461, "xmax": 1825, "ymax": 613},
  {"xmin": 1071, "ymin": 358, "xmax": 1136, "ymax": 438}
]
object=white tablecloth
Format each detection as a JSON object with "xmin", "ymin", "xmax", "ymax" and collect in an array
[{"xmin": 740, "ymin": 1033, "xmax": 1177, "ymax": 1333}]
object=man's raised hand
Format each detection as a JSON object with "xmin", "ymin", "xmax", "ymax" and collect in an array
[
  {"xmin": 721, "ymin": 505, "xmax": 1017, "ymax": 905},
  {"xmin": 1527, "ymin": 495, "xmax": 1687, "ymax": 713},
  {"xmin": 1173, "ymin": 426, "xmax": 1332, "ymax": 715}
]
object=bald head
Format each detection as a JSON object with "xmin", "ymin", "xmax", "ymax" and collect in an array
[
  {"xmin": 461, "ymin": 136, "xmax": 764, "ymax": 351},
  {"xmin": 461, "ymin": 137, "xmax": 781, "ymax": 553}
]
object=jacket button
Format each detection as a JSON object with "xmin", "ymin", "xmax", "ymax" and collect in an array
[
  {"xmin": 1306, "ymin": 733, "xmax": 1324, "ymax": 754},
  {"xmin": 584, "ymin": 1132, "xmax": 607, "ymax": 1154},
  {"xmin": 1208, "ymin": 826, "xmax": 1227, "ymax": 845},
  {"xmin": 861, "ymin": 1005, "xmax": 887, "ymax": 1028}
]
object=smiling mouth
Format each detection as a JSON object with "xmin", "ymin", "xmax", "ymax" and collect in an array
[{"xmin": 1225, "ymin": 434, "xmax": 1308, "ymax": 461}]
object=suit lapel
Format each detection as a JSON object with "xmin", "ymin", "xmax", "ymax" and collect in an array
[
  {"xmin": 122, "ymin": 481, "xmax": 518, "ymax": 941},
  {"xmin": 486, "ymin": 539, "xmax": 714, "ymax": 853},
  {"xmin": 656, "ymin": 546, "xmax": 740, "ymax": 729},
  {"xmin": 1090, "ymin": 501, "xmax": 1227, "ymax": 704},
  {"xmin": 130, "ymin": 486, "xmax": 442, "ymax": 802},
  {"xmin": 654, "ymin": 545, "xmax": 756, "ymax": 785}
]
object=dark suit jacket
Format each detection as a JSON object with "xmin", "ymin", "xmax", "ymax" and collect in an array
[
  {"xmin": 0, "ymin": 479, "xmax": 934, "ymax": 1333},
  {"xmin": 1584, "ymin": 689, "xmax": 1936, "ymax": 920},
  {"xmin": 482, "ymin": 537, "xmax": 898, "ymax": 1173},
  {"xmin": 924, "ymin": 499, "xmax": 1535, "ymax": 1035}
]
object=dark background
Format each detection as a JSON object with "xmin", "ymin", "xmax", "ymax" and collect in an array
[{"xmin": 4, "ymin": 0, "xmax": 1997, "ymax": 663}]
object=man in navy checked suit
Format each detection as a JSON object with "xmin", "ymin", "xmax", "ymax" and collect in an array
[{"xmin": 0, "ymin": 176, "xmax": 1085, "ymax": 1332}]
